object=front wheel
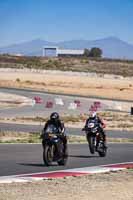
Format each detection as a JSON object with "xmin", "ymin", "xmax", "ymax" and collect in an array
[
  {"xmin": 88, "ymin": 136, "xmax": 95, "ymax": 154},
  {"xmin": 43, "ymin": 145, "xmax": 53, "ymax": 166}
]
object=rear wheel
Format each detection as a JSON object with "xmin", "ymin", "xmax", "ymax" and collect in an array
[
  {"xmin": 57, "ymin": 156, "xmax": 68, "ymax": 166},
  {"xmin": 43, "ymin": 145, "xmax": 53, "ymax": 166},
  {"xmin": 57, "ymin": 144, "xmax": 68, "ymax": 166},
  {"xmin": 98, "ymin": 142, "xmax": 107, "ymax": 157},
  {"xmin": 98, "ymin": 148, "xmax": 107, "ymax": 157}
]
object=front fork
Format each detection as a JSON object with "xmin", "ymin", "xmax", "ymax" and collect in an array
[
  {"xmin": 42, "ymin": 139, "xmax": 55, "ymax": 158},
  {"xmin": 86, "ymin": 133, "xmax": 97, "ymax": 146},
  {"xmin": 96, "ymin": 133, "xmax": 100, "ymax": 147}
]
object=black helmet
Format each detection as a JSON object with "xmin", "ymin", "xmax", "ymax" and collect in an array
[{"xmin": 50, "ymin": 112, "xmax": 59, "ymax": 121}]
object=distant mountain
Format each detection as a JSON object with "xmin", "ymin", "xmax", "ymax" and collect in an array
[
  {"xmin": 58, "ymin": 37, "xmax": 133, "ymax": 59},
  {"xmin": 1, "ymin": 37, "xmax": 133, "ymax": 59},
  {"xmin": 0, "ymin": 39, "xmax": 56, "ymax": 56},
  {"xmin": 84, "ymin": 37, "xmax": 133, "ymax": 59}
]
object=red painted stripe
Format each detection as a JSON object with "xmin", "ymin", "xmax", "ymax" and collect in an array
[
  {"xmin": 104, "ymin": 163, "xmax": 133, "ymax": 169},
  {"xmin": 25, "ymin": 172, "xmax": 88, "ymax": 178},
  {"xmin": 16, "ymin": 162, "xmax": 133, "ymax": 180}
]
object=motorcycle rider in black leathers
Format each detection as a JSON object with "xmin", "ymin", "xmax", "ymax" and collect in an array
[
  {"xmin": 41, "ymin": 112, "xmax": 68, "ymax": 157},
  {"xmin": 83, "ymin": 112, "xmax": 107, "ymax": 149}
]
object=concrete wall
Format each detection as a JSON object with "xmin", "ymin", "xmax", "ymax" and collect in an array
[{"xmin": 57, "ymin": 49, "xmax": 84, "ymax": 56}]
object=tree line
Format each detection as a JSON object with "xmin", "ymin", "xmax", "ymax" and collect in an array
[{"xmin": 84, "ymin": 47, "xmax": 102, "ymax": 57}]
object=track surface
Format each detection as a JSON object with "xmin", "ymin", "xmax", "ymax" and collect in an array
[{"xmin": 0, "ymin": 143, "xmax": 133, "ymax": 177}]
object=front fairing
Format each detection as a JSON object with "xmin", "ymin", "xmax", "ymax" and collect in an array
[
  {"xmin": 86, "ymin": 120, "xmax": 99, "ymax": 135},
  {"xmin": 43, "ymin": 124, "xmax": 63, "ymax": 158},
  {"xmin": 45, "ymin": 135, "xmax": 61, "ymax": 145}
]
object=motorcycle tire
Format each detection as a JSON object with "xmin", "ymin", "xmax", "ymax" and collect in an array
[
  {"xmin": 98, "ymin": 146, "xmax": 107, "ymax": 157},
  {"xmin": 43, "ymin": 145, "xmax": 53, "ymax": 166},
  {"xmin": 57, "ymin": 146, "xmax": 68, "ymax": 166},
  {"xmin": 88, "ymin": 136, "xmax": 95, "ymax": 154},
  {"xmin": 57, "ymin": 156, "xmax": 68, "ymax": 166}
]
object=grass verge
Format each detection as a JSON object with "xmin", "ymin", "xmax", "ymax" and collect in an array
[
  {"xmin": 1, "ymin": 55, "xmax": 133, "ymax": 77},
  {"xmin": 1, "ymin": 111, "xmax": 133, "ymax": 130},
  {"xmin": 0, "ymin": 131, "xmax": 133, "ymax": 144}
]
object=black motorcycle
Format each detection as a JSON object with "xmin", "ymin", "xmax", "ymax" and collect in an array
[
  {"xmin": 41, "ymin": 124, "xmax": 68, "ymax": 166},
  {"xmin": 83, "ymin": 120, "xmax": 107, "ymax": 157}
]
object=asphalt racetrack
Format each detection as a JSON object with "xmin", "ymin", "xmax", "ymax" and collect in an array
[
  {"xmin": 0, "ymin": 143, "xmax": 133, "ymax": 177},
  {"xmin": 0, "ymin": 88, "xmax": 132, "ymax": 177}
]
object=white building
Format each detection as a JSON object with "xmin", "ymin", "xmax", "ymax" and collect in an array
[{"xmin": 43, "ymin": 46, "xmax": 84, "ymax": 57}]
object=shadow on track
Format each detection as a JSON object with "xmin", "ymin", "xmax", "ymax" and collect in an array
[
  {"xmin": 69, "ymin": 155, "xmax": 99, "ymax": 158},
  {"xmin": 18, "ymin": 163, "xmax": 58, "ymax": 167}
]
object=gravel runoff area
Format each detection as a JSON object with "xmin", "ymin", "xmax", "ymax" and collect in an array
[
  {"xmin": 0, "ymin": 68, "xmax": 133, "ymax": 100},
  {"xmin": 0, "ymin": 170, "xmax": 133, "ymax": 200}
]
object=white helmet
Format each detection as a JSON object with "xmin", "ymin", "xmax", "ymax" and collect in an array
[{"xmin": 89, "ymin": 112, "xmax": 97, "ymax": 119}]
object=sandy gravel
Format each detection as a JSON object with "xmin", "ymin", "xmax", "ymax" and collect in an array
[
  {"xmin": 0, "ymin": 69, "xmax": 133, "ymax": 100},
  {"xmin": 0, "ymin": 170, "xmax": 133, "ymax": 200}
]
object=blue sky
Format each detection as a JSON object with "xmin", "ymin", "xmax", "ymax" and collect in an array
[{"xmin": 0, "ymin": 0, "xmax": 133, "ymax": 47}]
